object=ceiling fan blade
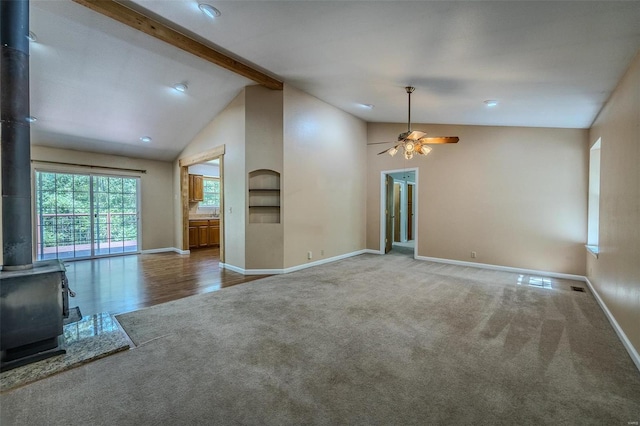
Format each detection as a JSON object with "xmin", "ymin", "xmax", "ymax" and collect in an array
[
  {"xmin": 367, "ymin": 141, "xmax": 395, "ymax": 146},
  {"xmin": 406, "ymin": 130, "xmax": 427, "ymax": 140},
  {"xmin": 418, "ymin": 136, "xmax": 459, "ymax": 144},
  {"xmin": 377, "ymin": 144, "xmax": 402, "ymax": 155}
]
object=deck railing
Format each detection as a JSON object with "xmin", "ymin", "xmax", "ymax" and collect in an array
[{"xmin": 36, "ymin": 212, "xmax": 138, "ymax": 259}]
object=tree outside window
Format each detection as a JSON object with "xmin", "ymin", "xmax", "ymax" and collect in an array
[{"xmin": 202, "ymin": 177, "xmax": 220, "ymax": 207}]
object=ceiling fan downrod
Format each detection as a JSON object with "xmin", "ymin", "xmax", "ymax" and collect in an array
[{"xmin": 406, "ymin": 86, "xmax": 415, "ymax": 132}]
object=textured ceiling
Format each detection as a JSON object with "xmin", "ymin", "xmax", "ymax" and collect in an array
[{"xmin": 28, "ymin": 1, "xmax": 640, "ymax": 161}]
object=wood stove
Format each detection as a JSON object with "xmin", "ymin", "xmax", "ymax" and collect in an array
[
  {"xmin": 0, "ymin": 261, "xmax": 69, "ymax": 370},
  {"xmin": 0, "ymin": 0, "xmax": 69, "ymax": 371}
]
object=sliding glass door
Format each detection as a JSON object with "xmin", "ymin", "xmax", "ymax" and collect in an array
[
  {"xmin": 92, "ymin": 175, "xmax": 139, "ymax": 256},
  {"xmin": 35, "ymin": 171, "xmax": 140, "ymax": 260}
]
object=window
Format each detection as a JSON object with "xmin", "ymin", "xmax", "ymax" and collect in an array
[
  {"xmin": 587, "ymin": 138, "xmax": 601, "ymax": 256},
  {"xmin": 201, "ymin": 177, "xmax": 220, "ymax": 207}
]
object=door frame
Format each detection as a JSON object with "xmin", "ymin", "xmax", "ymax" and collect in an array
[
  {"xmin": 393, "ymin": 182, "xmax": 402, "ymax": 243},
  {"xmin": 178, "ymin": 145, "xmax": 225, "ymax": 262},
  {"xmin": 379, "ymin": 167, "xmax": 418, "ymax": 258},
  {"xmin": 32, "ymin": 168, "xmax": 142, "ymax": 261},
  {"xmin": 407, "ymin": 182, "xmax": 416, "ymax": 241}
]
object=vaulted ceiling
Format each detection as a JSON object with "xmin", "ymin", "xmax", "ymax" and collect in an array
[{"xmin": 28, "ymin": 1, "xmax": 640, "ymax": 161}]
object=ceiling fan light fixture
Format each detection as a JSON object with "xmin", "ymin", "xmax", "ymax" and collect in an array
[
  {"xmin": 404, "ymin": 151, "xmax": 414, "ymax": 160},
  {"xmin": 388, "ymin": 147, "xmax": 398, "ymax": 157},
  {"xmin": 419, "ymin": 145, "xmax": 432, "ymax": 155},
  {"xmin": 405, "ymin": 141, "xmax": 415, "ymax": 153},
  {"xmin": 198, "ymin": 3, "xmax": 221, "ymax": 19}
]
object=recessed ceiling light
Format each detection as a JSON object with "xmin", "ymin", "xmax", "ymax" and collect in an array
[
  {"xmin": 360, "ymin": 103, "xmax": 375, "ymax": 109},
  {"xmin": 198, "ymin": 3, "xmax": 221, "ymax": 19},
  {"xmin": 140, "ymin": 136, "xmax": 152, "ymax": 143},
  {"xmin": 173, "ymin": 82, "xmax": 188, "ymax": 93},
  {"xmin": 484, "ymin": 100, "xmax": 498, "ymax": 107},
  {"xmin": 26, "ymin": 116, "xmax": 37, "ymax": 123},
  {"xmin": 27, "ymin": 31, "xmax": 37, "ymax": 42}
]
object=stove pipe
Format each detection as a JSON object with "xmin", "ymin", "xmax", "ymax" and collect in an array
[{"xmin": 1, "ymin": 0, "xmax": 33, "ymax": 270}]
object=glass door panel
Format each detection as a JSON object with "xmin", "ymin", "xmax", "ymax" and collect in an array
[
  {"xmin": 73, "ymin": 175, "xmax": 91, "ymax": 258},
  {"xmin": 35, "ymin": 170, "xmax": 139, "ymax": 260}
]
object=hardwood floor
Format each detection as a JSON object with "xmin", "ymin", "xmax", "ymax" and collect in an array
[{"xmin": 63, "ymin": 248, "xmax": 268, "ymax": 316}]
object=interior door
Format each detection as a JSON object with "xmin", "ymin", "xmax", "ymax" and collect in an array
[
  {"xmin": 393, "ymin": 183, "xmax": 401, "ymax": 242},
  {"xmin": 407, "ymin": 184, "xmax": 414, "ymax": 240},
  {"xmin": 385, "ymin": 174, "xmax": 394, "ymax": 253}
]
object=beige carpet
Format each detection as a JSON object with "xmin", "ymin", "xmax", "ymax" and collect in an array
[{"xmin": 1, "ymin": 254, "xmax": 639, "ymax": 425}]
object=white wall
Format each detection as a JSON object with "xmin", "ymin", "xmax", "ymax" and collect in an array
[
  {"xmin": 245, "ymin": 85, "xmax": 284, "ymax": 270},
  {"xmin": 587, "ymin": 52, "xmax": 640, "ymax": 357},
  {"xmin": 176, "ymin": 84, "xmax": 367, "ymax": 271},
  {"xmin": 283, "ymin": 85, "xmax": 367, "ymax": 268},
  {"xmin": 367, "ymin": 123, "xmax": 588, "ymax": 275},
  {"xmin": 175, "ymin": 90, "xmax": 246, "ymax": 267},
  {"xmin": 188, "ymin": 163, "xmax": 219, "ymax": 177}
]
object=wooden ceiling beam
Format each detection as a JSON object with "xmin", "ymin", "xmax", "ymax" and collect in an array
[{"xmin": 72, "ymin": 0, "xmax": 283, "ymax": 90}]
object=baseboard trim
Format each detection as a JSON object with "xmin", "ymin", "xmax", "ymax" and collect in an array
[
  {"xmin": 583, "ymin": 277, "xmax": 640, "ymax": 372},
  {"xmin": 363, "ymin": 249, "xmax": 383, "ymax": 255},
  {"xmin": 283, "ymin": 250, "xmax": 367, "ymax": 274},
  {"xmin": 220, "ymin": 249, "xmax": 367, "ymax": 276},
  {"xmin": 414, "ymin": 255, "xmax": 585, "ymax": 281},
  {"xmin": 219, "ymin": 263, "xmax": 250, "ymax": 274},
  {"xmin": 142, "ymin": 247, "xmax": 190, "ymax": 255}
]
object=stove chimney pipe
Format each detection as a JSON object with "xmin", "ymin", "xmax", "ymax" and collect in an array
[{"xmin": 1, "ymin": 0, "xmax": 33, "ymax": 270}]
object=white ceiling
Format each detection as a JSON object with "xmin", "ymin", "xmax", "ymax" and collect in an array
[{"xmin": 28, "ymin": 1, "xmax": 640, "ymax": 161}]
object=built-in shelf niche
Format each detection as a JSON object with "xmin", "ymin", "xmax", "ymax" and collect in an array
[{"xmin": 248, "ymin": 169, "xmax": 280, "ymax": 223}]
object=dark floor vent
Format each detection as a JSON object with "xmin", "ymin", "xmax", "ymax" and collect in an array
[{"xmin": 571, "ymin": 286, "xmax": 586, "ymax": 292}]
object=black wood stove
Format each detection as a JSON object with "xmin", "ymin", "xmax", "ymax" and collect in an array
[
  {"xmin": 1, "ymin": 0, "xmax": 69, "ymax": 371},
  {"xmin": 0, "ymin": 261, "xmax": 69, "ymax": 370}
]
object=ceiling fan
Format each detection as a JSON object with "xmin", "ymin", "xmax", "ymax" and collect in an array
[{"xmin": 372, "ymin": 86, "xmax": 459, "ymax": 159}]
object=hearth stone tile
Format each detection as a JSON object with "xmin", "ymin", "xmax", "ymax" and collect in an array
[{"xmin": 0, "ymin": 312, "xmax": 131, "ymax": 392}]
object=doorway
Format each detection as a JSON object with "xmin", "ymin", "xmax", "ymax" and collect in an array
[
  {"xmin": 34, "ymin": 170, "xmax": 140, "ymax": 260},
  {"xmin": 380, "ymin": 168, "xmax": 418, "ymax": 257},
  {"xmin": 179, "ymin": 145, "xmax": 225, "ymax": 262}
]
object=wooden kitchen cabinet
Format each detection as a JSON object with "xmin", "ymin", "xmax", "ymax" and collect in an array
[
  {"xmin": 209, "ymin": 220, "xmax": 220, "ymax": 246},
  {"xmin": 188, "ymin": 226, "xmax": 198, "ymax": 249},
  {"xmin": 189, "ymin": 174, "xmax": 204, "ymax": 202},
  {"xmin": 189, "ymin": 219, "xmax": 220, "ymax": 249},
  {"xmin": 198, "ymin": 224, "xmax": 209, "ymax": 247}
]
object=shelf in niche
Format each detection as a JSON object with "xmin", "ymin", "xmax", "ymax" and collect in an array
[{"xmin": 248, "ymin": 169, "xmax": 281, "ymax": 224}]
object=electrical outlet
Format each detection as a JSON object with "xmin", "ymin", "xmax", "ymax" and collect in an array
[
  {"xmin": 307, "ymin": 251, "xmax": 312, "ymax": 260},
  {"xmin": 471, "ymin": 251, "xmax": 477, "ymax": 258}
]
